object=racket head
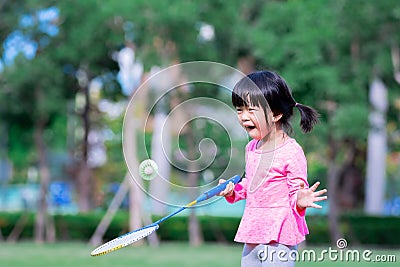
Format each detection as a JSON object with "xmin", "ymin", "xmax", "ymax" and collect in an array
[{"xmin": 90, "ymin": 224, "xmax": 159, "ymax": 256}]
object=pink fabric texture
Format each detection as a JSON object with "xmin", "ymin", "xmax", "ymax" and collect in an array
[{"xmin": 226, "ymin": 138, "xmax": 309, "ymax": 246}]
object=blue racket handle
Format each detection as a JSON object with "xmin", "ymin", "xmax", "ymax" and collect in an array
[{"xmin": 195, "ymin": 175, "xmax": 241, "ymax": 202}]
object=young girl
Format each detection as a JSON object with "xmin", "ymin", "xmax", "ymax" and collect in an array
[{"xmin": 218, "ymin": 70, "xmax": 327, "ymax": 266}]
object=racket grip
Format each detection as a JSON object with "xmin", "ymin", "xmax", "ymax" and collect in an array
[{"xmin": 196, "ymin": 175, "xmax": 241, "ymax": 202}]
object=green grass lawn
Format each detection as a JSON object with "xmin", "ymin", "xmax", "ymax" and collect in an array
[{"xmin": 0, "ymin": 242, "xmax": 398, "ymax": 267}]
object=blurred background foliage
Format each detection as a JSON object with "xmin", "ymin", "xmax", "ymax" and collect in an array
[{"xmin": 1, "ymin": 0, "xmax": 400, "ymax": 245}]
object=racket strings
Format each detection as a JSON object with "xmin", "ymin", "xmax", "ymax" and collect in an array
[{"xmin": 91, "ymin": 225, "xmax": 159, "ymax": 256}]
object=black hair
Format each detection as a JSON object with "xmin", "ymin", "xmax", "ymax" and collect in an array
[{"xmin": 232, "ymin": 70, "xmax": 319, "ymax": 134}]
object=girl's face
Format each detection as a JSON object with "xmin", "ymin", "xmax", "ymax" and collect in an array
[{"xmin": 235, "ymin": 104, "xmax": 274, "ymax": 140}]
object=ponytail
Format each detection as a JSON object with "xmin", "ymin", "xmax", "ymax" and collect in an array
[{"xmin": 294, "ymin": 103, "xmax": 319, "ymax": 133}]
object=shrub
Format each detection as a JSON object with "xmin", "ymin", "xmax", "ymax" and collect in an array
[{"xmin": 0, "ymin": 211, "xmax": 399, "ymax": 247}]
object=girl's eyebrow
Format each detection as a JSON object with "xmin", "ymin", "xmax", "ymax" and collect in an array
[{"xmin": 248, "ymin": 105, "xmax": 259, "ymax": 109}]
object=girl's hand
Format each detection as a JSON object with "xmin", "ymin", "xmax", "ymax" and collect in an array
[
  {"xmin": 296, "ymin": 181, "xmax": 327, "ymax": 209},
  {"xmin": 217, "ymin": 179, "xmax": 235, "ymax": 197}
]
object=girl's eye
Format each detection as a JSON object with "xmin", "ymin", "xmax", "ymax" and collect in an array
[{"xmin": 236, "ymin": 107, "xmax": 243, "ymax": 112}]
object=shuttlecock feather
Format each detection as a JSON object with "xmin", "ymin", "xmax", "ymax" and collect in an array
[{"xmin": 138, "ymin": 159, "xmax": 158, "ymax": 180}]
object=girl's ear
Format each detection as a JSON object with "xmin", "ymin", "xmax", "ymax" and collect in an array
[{"xmin": 273, "ymin": 114, "xmax": 283, "ymax": 122}]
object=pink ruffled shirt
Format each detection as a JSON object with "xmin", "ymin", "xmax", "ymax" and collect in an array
[{"xmin": 226, "ymin": 138, "xmax": 309, "ymax": 246}]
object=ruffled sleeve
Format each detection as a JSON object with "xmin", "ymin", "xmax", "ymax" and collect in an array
[
  {"xmin": 285, "ymin": 146, "xmax": 310, "ymax": 236},
  {"xmin": 225, "ymin": 177, "xmax": 248, "ymax": 203},
  {"xmin": 286, "ymin": 148, "xmax": 309, "ymax": 217}
]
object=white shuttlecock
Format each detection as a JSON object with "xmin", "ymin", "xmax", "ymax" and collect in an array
[{"xmin": 138, "ymin": 159, "xmax": 158, "ymax": 181}]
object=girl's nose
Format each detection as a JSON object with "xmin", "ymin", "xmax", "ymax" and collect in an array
[{"xmin": 240, "ymin": 110, "xmax": 250, "ymax": 121}]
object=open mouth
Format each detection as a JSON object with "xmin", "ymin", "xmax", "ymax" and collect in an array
[{"xmin": 245, "ymin": 126, "xmax": 256, "ymax": 130}]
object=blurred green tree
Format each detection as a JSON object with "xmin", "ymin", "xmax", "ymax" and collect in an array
[
  {"xmin": 1, "ymin": 55, "xmax": 65, "ymax": 242},
  {"xmin": 0, "ymin": 1, "xmax": 69, "ymax": 243}
]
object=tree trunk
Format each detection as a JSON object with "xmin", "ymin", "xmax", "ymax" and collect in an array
[
  {"xmin": 186, "ymin": 129, "xmax": 203, "ymax": 246},
  {"xmin": 89, "ymin": 174, "xmax": 130, "ymax": 246},
  {"xmin": 34, "ymin": 119, "xmax": 55, "ymax": 243},
  {"xmin": 129, "ymin": 172, "xmax": 146, "ymax": 246},
  {"xmin": 77, "ymin": 82, "xmax": 92, "ymax": 212},
  {"xmin": 77, "ymin": 162, "xmax": 91, "ymax": 212},
  {"xmin": 365, "ymin": 78, "xmax": 388, "ymax": 215},
  {"xmin": 149, "ymin": 111, "xmax": 171, "ymax": 215},
  {"xmin": 327, "ymin": 135, "xmax": 342, "ymax": 244},
  {"xmin": 7, "ymin": 213, "xmax": 28, "ymax": 242},
  {"xmin": 390, "ymin": 43, "xmax": 400, "ymax": 84},
  {"xmin": 124, "ymin": 101, "xmax": 159, "ymax": 246}
]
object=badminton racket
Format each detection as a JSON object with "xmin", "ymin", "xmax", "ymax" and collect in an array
[{"xmin": 90, "ymin": 174, "xmax": 241, "ymax": 256}]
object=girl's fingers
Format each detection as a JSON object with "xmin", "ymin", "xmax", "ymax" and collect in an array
[
  {"xmin": 226, "ymin": 182, "xmax": 232, "ymax": 190},
  {"xmin": 228, "ymin": 182, "xmax": 234, "ymax": 192},
  {"xmin": 220, "ymin": 182, "xmax": 234, "ymax": 196},
  {"xmin": 310, "ymin": 181, "xmax": 320, "ymax": 191},
  {"xmin": 314, "ymin": 196, "xmax": 327, "ymax": 202},
  {"xmin": 311, "ymin": 203, "xmax": 322, "ymax": 209},
  {"xmin": 314, "ymin": 189, "xmax": 327, "ymax": 197}
]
